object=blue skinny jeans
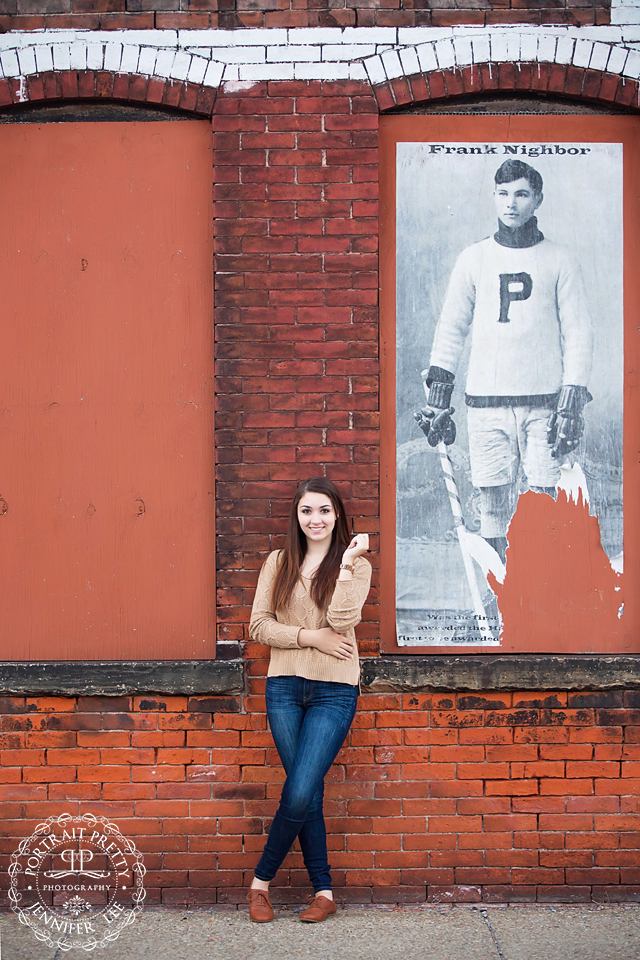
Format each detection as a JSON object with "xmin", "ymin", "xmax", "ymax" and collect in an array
[{"xmin": 254, "ymin": 675, "xmax": 359, "ymax": 894}]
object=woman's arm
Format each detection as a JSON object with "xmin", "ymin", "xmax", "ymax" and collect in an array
[
  {"xmin": 326, "ymin": 556, "xmax": 372, "ymax": 633},
  {"xmin": 248, "ymin": 552, "xmax": 302, "ymax": 649}
]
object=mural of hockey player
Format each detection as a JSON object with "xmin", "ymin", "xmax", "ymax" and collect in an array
[{"xmin": 419, "ymin": 158, "xmax": 593, "ymax": 563}]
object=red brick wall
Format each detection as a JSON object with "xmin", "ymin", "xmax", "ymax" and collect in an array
[
  {"xmin": 0, "ymin": 75, "xmax": 638, "ymax": 907},
  {"xmin": 0, "ymin": 690, "xmax": 638, "ymax": 905},
  {"xmin": 213, "ymin": 78, "xmax": 381, "ymax": 654},
  {"xmin": 0, "ymin": 1, "xmax": 611, "ymax": 34}
]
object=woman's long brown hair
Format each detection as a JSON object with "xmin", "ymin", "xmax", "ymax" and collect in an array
[{"xmin": 271, "ymin": 478, "xmax": 351, "ymax": 613}]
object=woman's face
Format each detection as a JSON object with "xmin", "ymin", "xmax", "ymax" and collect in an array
[{"xmin": 297, "ymin": 492, "xmax": 336, "ymax": 548}]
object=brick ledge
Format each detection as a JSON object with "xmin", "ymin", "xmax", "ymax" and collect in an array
[
  {"xmin": 2, "ymin": 655, "xmax": 637, "ymax": 696},
  {"xmin": 361, "ymin": 655, "xmax": 640, "ymax": 691},
  {"xmin": 0, "ymin": 659, "xmax": 243, "ymax": 696}
]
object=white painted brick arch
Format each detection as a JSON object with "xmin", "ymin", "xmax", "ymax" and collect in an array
[{"xmin": 1, "ymin": 26, "xmax": 640, "ymax": 91}]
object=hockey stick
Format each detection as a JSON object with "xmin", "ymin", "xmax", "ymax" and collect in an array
[{"xmin": 418, "ymin": 375, "xmax": 505, "ymax": 640}]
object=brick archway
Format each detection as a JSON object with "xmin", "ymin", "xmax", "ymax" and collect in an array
[
  {"xmin": 0, "ymin": 69, "xmax": 217, "ymax": 116},
  {"xmin": 372, "ymin": 62, "xmax": 640, "ymax": 112}
]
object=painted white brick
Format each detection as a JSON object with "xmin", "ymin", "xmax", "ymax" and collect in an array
[
  {"xmin": 210, "ymin": 46, "xmax": 266, "ymax": 64},
  {"xmin": 137, "ymin": 47, "xmax": 157, "ymax": 77},
  {"xmin": 268, "ymin": 45, "xmax": 321, "ymax": 62},
  {"xmin": 26, "ymin": 31, "xmax": 80, "ymax": 46},
  {"xmin": 381, "ymin": 48, "xmax": 404, "ymax": 80},
  {"xmin": 614, "ymin": 7, "xmax": 640, "ymax": 22},
  {"xmin": 620, "ymin": 27, "xmax": 640, "ymax": 39},
  {"xmin": 453, "ymin": 37, "xmax": 473, "ymax": 66},
  {"xmin": 518, "ymin": 34, "xmax": 538, "ymax": 63},
  {"xmin": 363, "ymin": 55, "xmax": 386, "ymax": 86},
  {"xmin": 170, "ymin": 51, "xmax": 191, "ymax": 80},
  {"xmin": 589, "ymin": 41, "xmax": 611, "ymax": 72},
  {"xmin": 572, "ymin": 39, "xmax": 593, "ymax": 68},
  {"xmin": 203, "ymin": 60, "xmax": 224, "ymax": 86},
  {"xmin": 537, "ymin": 35, "xmax": 557, "ymax": 62},
  {"xmin": 85, "ymin": 44, "xmax": 103, "ymax": 71},
  {"xmin": 224, "ymin": 79, "xmax": 257, "ymax": 93},
  {"xmin": 1, "ymin": 49, "xmax": 20, "ymax": 78},
  {"xmin": 179, "ymin": 30, "xmax": 225, "ymax": 47},
  {"xmin": 187, "ymin": 56, "xmax": 209, "ymax": 84},
  {"xmin": 435, "ymin": 38, "xmax": 455, "ymax": 69},
  {"xmin": 349, "ymin": 62, "xmax": 368, "ymax": 81},
  {"xmin": 68, "ymin": 41, "xmax": 87, "ymax": 71},
  {"xmin": 578, "ymin": 27, "xmax": 622, "ymax": 42},
  {"xmin": 416, "ymin": 42, "xmax": 438, "ymax": 73},
  {"xmin": 471, "ymin": 35, "xmax": 491, "ymax": 64},
  {"xmin": 239, "ymin": 63, "xmax": 294, "ymax": 81},
  {"xmin": 183, "ymin": 46, "xmax": 212, "ymax": 58},
  {"xmin": 223, "ymin": 64, "xmax": 239, "ymax": 82},
  {"xmin": 399, "ymin": 46, "xmax": 420, "ymax": 76},
  {"xmin": 153, "ymin": 49, "xmax": 174, "ymax": 78},
  {"xmin": 0, "ymin": 35, "xmax": 21, "ymax": 50},
  {"xmin": 237, "ymin": 28, "xmax": 287, "ymax": 46},
  {"xmin": 398, "ymin": 28, "xmax": 453, "ymax": 45},
  {"xmin": 290, "ymin": 28, "xmax": 344, "ymax": 45},
  {"xmin": 507, "ymin": 34, "xmax": 522, "ymax": 60},
  {"xmin": 341, "ymin": 28, "xmax": 398, "ymax": 44},
  {"xmin": 607, "ymin": 45, "xmax": 629, "ymax": 73},
  {"xmin": 103, "ymin": 43, "xmax": 122, "ymax": 72},
  {"xmin": 34, "ymin": 44, "xmax": 54, "ymax": 74},
  {"xmin": 555, "ymin": 36, "xmax": 575, "ymax": 64},
  {"xmin": 622, "ymin": 48, "xmax": 640, "ymax": 76},
  {"xmin": 93, "ymin": 30, "xmax": 177, "ymax": 48},
  {"xmin": 182, "ymin": 29, "xmax": 285, "ymax": 47},
  {"xmin": 52, "ymin": 43, "xmax": 72, "ymax": 72},
  {"xmin": 17, "ymin": 46, "xmax": 37, "ymax": 76},
  {"xmin": 295, "ymin": 61, "xmax": 349, "ymax": 80},
  {"xmin": 322, "ymin": 44, "xmax": 375, "ymax": 61},
  {"xmin": 120, "ymin": 44, "xmax": 140, "ymax": 75},
  {"xmin": 490, "ymin": 34, "xmax": 510, "ymax": 62}
]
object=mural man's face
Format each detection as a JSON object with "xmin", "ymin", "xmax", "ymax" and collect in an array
[{"xmin": 493, "ymin": 177, "xmax": 542, "ymax": 228}]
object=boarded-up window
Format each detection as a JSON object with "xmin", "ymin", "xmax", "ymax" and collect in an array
[{"xmin": 0, "ymin": 119, "xmax": 214, "ymax": 659}]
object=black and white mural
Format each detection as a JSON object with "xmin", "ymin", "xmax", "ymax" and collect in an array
[{"xmin": 396, "ymin": 141, "xmax": 623, "ymax": 646}]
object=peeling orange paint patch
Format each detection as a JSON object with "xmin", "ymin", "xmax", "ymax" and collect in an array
[{"xmin": 490, "ymin": 490, "xmax": 629, "ymax": 653}]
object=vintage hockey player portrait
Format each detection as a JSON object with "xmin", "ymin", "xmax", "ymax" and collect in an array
[{"xmin": 395, "ymin": 142, "xmax": 623, "ymax": 646}]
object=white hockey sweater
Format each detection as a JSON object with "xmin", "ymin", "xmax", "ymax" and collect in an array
[{"xmin": 429, "ymin": 236, "xmax": 593, "ymax": 399}]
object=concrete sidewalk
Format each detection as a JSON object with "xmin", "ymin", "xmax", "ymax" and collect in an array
[{"xmin": 2, "ymin": 903, "xmax": 639, "ymax": 960}]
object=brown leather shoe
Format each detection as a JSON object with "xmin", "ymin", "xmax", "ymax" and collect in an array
[
  {"xmin": 299, "ymin": 894, "xmax": 337, "ymax": 923},
  {"xmin": 247, "ymin": 887, "xmax": 274, "ymax": 923}
]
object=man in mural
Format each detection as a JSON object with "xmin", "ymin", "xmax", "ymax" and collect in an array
[{"xmin": 418, "ymin": 158, "xmax": 593, "ymax": 562}]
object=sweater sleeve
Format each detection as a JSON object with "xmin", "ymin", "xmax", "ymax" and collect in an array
[
  {"xmin": 325, "ymin": 557, "xmax": 372, "ymax": 633},
  {"xmin": 249, "ymin": 552, "xmax": 302, "ymax": 649},
  {"xmin": 429, "ymin": 246, "xmax": 476, "ymax": 378},
  {"xmin": 557, "ymin": 251, "xmax": 593, "ymax": 387}
]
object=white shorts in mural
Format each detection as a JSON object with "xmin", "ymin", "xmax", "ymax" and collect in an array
[{"xmin": 467, "ymin": 405, "xmax": 561, "ymax": 488}]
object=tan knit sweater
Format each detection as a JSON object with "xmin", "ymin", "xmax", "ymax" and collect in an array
[{"xmin": 249, "ymin": 550, "xmax": 372, "ymax": 687}]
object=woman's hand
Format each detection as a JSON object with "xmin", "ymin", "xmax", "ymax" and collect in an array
[
  {"xmin": 342, "ymin": 533, "xmax": 369, "ymax": 564},
  {"xmin": 298, "ymin": 627, "xmax": 355, "ymax": 660}
]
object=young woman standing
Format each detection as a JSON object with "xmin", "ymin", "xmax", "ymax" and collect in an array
[{"xmin": 247, "ymin": 477, "xmax": 372, "ymax": 924}]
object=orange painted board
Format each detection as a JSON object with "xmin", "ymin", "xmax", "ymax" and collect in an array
[
  {"xmin": 379, "ymin": 114, "xmax": 640, "ymax": 654},
  {"xmin": 0, "ymin": 121, "xmax": 215, "ymax": 660}
]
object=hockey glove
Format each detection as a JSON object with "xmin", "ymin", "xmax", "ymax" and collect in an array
[
  {"xmin": 547, "ymin": 385, "xmax": 593, "ymax": 460},
  {"xmin": 414, "ymin": 367, "xmax": 456, "ymax": 447}
]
